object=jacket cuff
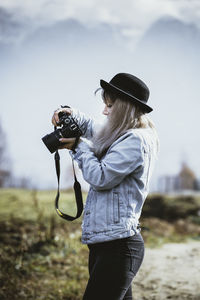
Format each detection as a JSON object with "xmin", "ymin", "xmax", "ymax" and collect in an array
[{"xmin": 69, "ymin": 139, "xmax": 92, "ymax": 165}]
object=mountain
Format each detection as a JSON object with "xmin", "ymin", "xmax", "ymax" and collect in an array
[
  {"xmin": 134, "ymin": 16, "xmax": 200, "ymax": 67},
  {"xmin": 1, "ymin": 13, "xmax": 200, "ymax": 188},
  {"xmin": 0, "ymin": 8, "xmax": 29, "ymax": 43},
  {"xmin": 0, "ymin": 7, "xmax": 30, "ymax": 60},
  {"xmin": 0, "ymin": 8, "xmax": 15, "ymax": 56},
  {"xmin": 0, "ymin": 13, "xmax": 127, "ymax": 69},
  {"xmin": 23, "ymin": 19, "xmax": 114, "ymax": 48}
]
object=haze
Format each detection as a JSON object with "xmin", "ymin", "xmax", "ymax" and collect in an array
[{"xmin": 0, "ymin": 0, "xmax": 200, "ymax": 189}]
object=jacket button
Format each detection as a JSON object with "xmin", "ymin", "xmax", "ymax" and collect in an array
[{"xmin": 86, "ymin": 211, "xmax": 90, "ymax": 215}]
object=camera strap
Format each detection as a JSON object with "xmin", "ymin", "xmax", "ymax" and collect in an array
[{"xmin": 54, "ymin": 149, "xmax": 83, "ymax": 221}]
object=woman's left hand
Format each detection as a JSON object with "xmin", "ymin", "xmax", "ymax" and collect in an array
[{"xmin": 59, "ymin": 137, "xmax": 76, "ymax": 150}]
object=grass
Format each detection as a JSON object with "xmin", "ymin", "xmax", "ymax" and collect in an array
[
  {"xmin": 0, "ymin": 188, "xmax": 88, "ymax": 300},
  {"xmin": 0, "ymin": 188, "xmax": 200, "ymax": 299},
  {"xmin": 0, "ymin": 188, "xmax": 85, "ymax": 222}
]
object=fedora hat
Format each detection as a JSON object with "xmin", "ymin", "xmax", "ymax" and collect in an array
[{"xmin": 100, "ymin": 73, "xmax": 153, "ymax": 113}]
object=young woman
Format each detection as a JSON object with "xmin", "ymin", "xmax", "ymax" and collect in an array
[{"xmin": 52, "ymin": 73, "xmax": 159, "ymax": 300}]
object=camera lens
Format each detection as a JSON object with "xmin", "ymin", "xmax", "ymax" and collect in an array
[
  {"xmin": 64, "ymin": 118, "xmax": 70, "ymax": 124},
  {"xmin": 42, "ymin": 130, "xmax": 61, "ymax": 153}
]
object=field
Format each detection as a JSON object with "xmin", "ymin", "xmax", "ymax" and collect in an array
[{"xmin": 0, "ymin": 189, "xmax": 200, "ymax": 300}]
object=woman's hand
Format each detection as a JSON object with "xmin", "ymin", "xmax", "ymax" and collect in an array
[
  {"xmin": 52, "ymin": 107, "xmax": 72, "ymax": 126},
  {"xmin": 52, "ymin": 107, "xmax": 76, "ymax": 150},
  {"xmin": 59, "ymin": 137, "xmax": 76, "ymax": 150}
]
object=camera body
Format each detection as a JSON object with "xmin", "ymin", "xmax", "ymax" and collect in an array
[{"xmin": 42, "ymin": 112, "xmax": 82, "ymax": 153}]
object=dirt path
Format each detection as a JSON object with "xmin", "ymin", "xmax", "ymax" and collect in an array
[{"xmin": 132, "ymin": 241, "xmax": 200, "ymax": 300}]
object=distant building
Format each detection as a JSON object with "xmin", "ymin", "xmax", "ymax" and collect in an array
[
  {"xmin": 158, "ymin": 162, "xmax": 200, "ymax": 193},
  {"xmin": 177, "ymin": 163, "xmax": 197, "ymax": 190}
]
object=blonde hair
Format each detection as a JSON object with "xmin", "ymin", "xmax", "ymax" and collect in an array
[{"xmin": 92, "ymin": 90, "xmax": 159, "ymax": 158}]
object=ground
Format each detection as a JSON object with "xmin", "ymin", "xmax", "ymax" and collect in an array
[{"xmin": 133, "ymin": 241, "xmax": 200, "ymax": 300}]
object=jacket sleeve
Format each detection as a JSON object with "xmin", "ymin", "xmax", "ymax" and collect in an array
[
  {"xmin": 70, "ymin": 132, "xmax": 144, "ymax": 191},
  {"xmin": 71, "ymin": 109, "xmax": 96, "ymax": 140}
]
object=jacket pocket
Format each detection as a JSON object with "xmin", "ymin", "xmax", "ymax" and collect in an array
[
  {"xmin": 113, "ymin": 192, "xmax": 120, "ymax": 223},
  {"xmin": 92, "ymin": 190, "xmax": 109, "ymax": 232}
]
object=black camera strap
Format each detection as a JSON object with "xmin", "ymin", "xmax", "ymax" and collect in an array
[{"xmin": 54, "ymin": 149, "xmax": 83, "ymax": 221}]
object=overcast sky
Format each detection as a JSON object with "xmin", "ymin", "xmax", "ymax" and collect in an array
[
  {"xmin": 1, "ymin": 0, "xmax": 200, "ymax": 42},
  {"xmin": 1, "ymin": 0, "xmax": 200, "ymax": 190}
]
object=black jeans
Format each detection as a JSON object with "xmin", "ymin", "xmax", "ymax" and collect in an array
[{"xmin": 83, "ymin": 233, "xmax": 144, "ymax": 300}]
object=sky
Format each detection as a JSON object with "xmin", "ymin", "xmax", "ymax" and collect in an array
[
  {"xmin": 0, "ymin": 0, "xmax": 200, "ymax": 190},
  {"xmin": 1, "ymin": 0, "xmax": 200, "ymax": 44}
]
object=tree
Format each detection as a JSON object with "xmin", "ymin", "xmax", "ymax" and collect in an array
[{"xmin": 0, "ymin": 119, "xmax": 12, "ymax": 187}]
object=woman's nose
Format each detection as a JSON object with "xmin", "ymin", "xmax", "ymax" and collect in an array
[{"xmin": 102, "ymin": 106, "xmax": 108, "ymax": 115}]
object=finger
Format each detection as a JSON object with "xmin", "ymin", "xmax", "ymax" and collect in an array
[
  {"xmin": 58, "ymin": 142, "xmax": 74, "ymax": 150},
  {"xmin": 51, "ymin": 115, "xmax": 58, "ymax": 126},
  {"xmin": 60, "ymin": 145, "xmax": 71, "ymax": 149},
  {"xmin": 52, "ymin": 108, "xmax": 72, "ymax": 125},
  {"xmin": 63, "ymin": 108, "xmax": 72, "ymax": 115},
  {"xmin": 55, "ymin": 107, "xmax": 72, "ymax": 115},
  {"xmin": 51, "ymin": 109, "xmax": 62, "ymax": 125},
  {"xmin": 59, "ymin": 138, "xmax": 76, "ymax": 143},
  {"xmin": 54, "ymin": 109, "xmax": 61, "ymax": 123}
]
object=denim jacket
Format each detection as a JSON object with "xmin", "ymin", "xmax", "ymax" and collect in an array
[{"xmin": 70, "ymin": 109, "xmax": 158, "ymax": 244}]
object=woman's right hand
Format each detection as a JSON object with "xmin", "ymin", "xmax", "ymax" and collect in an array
[{"xmin": 51, "ymin": 107, "xmax": 72, "ymax": 126}]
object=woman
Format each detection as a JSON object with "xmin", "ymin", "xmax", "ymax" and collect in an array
[{"xmin": 52, "ymin": 73, "xmax": 159, "ymax": 300}]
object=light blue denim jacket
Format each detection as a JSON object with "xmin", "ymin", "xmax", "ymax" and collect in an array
[{"xmin": 70, "ymin": 110, "xmax": 158, "ymax": 244}]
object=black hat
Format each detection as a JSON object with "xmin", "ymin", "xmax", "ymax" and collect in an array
[{"xmin": 100, "ymin": 73, "xmax": 153, "ymax": 113}]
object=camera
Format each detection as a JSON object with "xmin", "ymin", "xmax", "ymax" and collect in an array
[{"xmin": 42, "ymin": 111, "xmax": 82, "ymax": 153}]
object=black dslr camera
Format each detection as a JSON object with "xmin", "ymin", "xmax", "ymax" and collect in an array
[{"xmin": 42, "ymin": 110, "xmax": 82, "ymax": 153}]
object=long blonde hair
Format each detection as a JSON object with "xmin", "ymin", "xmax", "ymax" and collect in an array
[{"xmin": 92, "ymin": 90, "xmax": 159, "ymax": 158}]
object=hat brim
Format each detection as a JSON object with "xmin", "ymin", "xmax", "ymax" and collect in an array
[{"xmin": 100, "ymin": 79, "xmax": 153, "ymax": 113}]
